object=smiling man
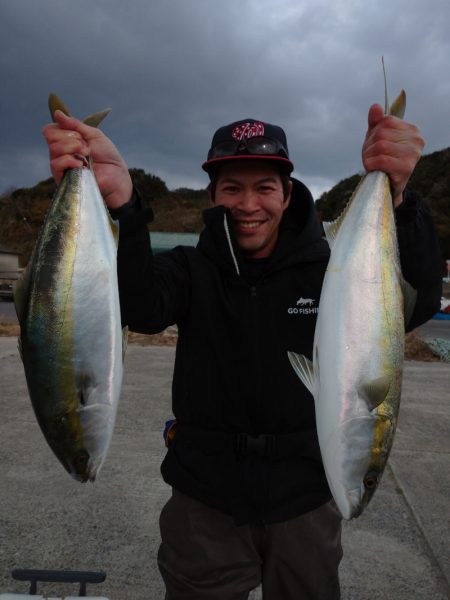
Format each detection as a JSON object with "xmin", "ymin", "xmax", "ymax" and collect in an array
[
  {"xmin": 43, "ymin": 112, "xmax": 442, "ymax": 599},
  {"xmin": 210, "ymin": 161, "xmax": 292, "ymax": 258}
]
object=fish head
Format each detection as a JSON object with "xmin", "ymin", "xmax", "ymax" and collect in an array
[
  {"xmin": 44, "ymin": 406, "xmax": 96, "ymax": 482},
  {"xmin": 44, "ymin": 392, "xmax": 114, "ymax": 482}
]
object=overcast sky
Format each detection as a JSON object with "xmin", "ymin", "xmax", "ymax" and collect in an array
[{"xmin": 1, "ymin": 0, "xmax": 449, "ymax": 200}]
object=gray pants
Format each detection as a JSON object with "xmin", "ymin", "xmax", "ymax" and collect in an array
[{"xmin": 158, "ymin": 490, "xmax": 342, "ymax": 600}]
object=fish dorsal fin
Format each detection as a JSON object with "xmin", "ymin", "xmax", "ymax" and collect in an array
[
  {"xmin": 287, "ymin": 351, "xmax": 318, "ymax": 398},
  {"xmin": 48, "ymin": 93, "xmax": 111, "ymax": 128},
  {"xmin": 360, "ymin": 375, "xmax": 391, "ymax": 411},
  {"xmin": 402, "ymin": 278, "xmax": 418, "ymax": 327}
]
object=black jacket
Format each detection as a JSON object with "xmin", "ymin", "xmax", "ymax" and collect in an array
[{"xmin": 115, "ymin": 179, "xmax": 442, "ymax": 525}]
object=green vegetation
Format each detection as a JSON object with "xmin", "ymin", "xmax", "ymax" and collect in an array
[
  {"xmin": 0, "ymin": 169, "xmax": 209, "ymax": 266},
  {"xmin": 0, "ymin": 148, "xmax": 448, "ymax": 267},
  {"xmin": 316, "ymin": 147, "xmax": 450, "ymax": 263}
]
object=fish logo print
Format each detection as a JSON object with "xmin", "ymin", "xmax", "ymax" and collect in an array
[{"xmin": 296, "ymin": 297, "xmax": 315, "ymax": 306}]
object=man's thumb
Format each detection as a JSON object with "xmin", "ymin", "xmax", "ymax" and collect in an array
[
  {"xmin": 53, "ymin": 109, "xmax": 98, "ymax": 139},
  {"xmin": 367, "ymin": 103, "xmax": 385, "ymax": 131}
]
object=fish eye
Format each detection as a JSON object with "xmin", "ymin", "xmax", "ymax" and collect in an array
[{"xmin": 363, "ymin": 470, "xmax": 379, "ymax": 490}]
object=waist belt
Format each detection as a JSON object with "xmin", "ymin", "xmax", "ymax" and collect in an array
[{"xmin": 170, "ymin": 422, "xmax": 321, "ymax": 461}]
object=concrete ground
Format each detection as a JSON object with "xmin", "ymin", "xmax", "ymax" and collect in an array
[{"xmin": 0, "ymin": 334, "xmax": 449, "ymax": 599}]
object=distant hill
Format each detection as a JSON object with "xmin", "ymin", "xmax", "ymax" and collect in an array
[
  {"xmin": 315, "ymin": 147, "xmax": 450, "ymax": 263},
  {"xmin": 0, "ymin": 168, "xmax": 209, "ymax": 266},
  {"xmin": 0, "ymin": 148, "xmax": 448, "ymax": 267}
]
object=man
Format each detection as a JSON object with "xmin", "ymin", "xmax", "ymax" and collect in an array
[{"xmin": 43, "ymin": 106, "xmax": 442, "ymax": 599}]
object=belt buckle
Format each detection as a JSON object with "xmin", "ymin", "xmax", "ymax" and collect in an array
[{"xmin": 235, "ymin": 433, "xmax": 276, "ymax": 457}]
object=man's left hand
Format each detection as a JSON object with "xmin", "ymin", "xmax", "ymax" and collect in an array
[{"xmin": 362, "ymin": 104, "xmax": 425, "ymax": 207}]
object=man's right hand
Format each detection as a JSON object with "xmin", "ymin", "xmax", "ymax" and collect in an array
[{"xmin": 42, "ymin": 110, "xmax": 133, "ymax": 209}]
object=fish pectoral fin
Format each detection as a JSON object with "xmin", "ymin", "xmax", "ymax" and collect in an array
[
  {"xmin": 287, "ymin": 351, "xmax": 317, "ymax": 398},
  {"xmin": 75, "ymin": 372, "xmax": 96, "ymax": 407},
  {"xmin": 360, "ymin": 376, "xmax": 391, "ymax": 411},
  {"xmin": 402, "ymin": 278, "xmax": 418, "ymax": 328}
]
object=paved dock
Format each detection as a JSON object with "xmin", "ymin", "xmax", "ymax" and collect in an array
[{"xmin": 0, "ymin": 336, "xmax": 449, "ymax": 599}]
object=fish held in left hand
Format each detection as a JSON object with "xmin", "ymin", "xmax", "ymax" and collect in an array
[{"xmin": 14, "ymin": 94, "xmax": 126, "ymax": 482}]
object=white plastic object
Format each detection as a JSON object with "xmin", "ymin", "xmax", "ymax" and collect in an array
[{"xmin": 0, "ymin": 595, "xmax": 45, "ymax": 599}]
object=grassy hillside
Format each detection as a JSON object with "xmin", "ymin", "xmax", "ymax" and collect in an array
[
  {"xmin": 0, "ymin": 147, "xmax": 448, "ymax": 267},
  {"xmin": 315, "ymin": 147, "xmax": 450, "ymax": 262},
  {"xmin": 0, "ymin": 169, "xmax": 209, "ymax": 266}
]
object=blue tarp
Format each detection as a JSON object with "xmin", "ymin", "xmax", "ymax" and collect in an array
[
  {"xmin": 432, "ymin": 312, "xmax": 450, "ymax": 320},
  {"xmin": 150, "ymin": 232, "xmax": 199, "ymax": 254}
]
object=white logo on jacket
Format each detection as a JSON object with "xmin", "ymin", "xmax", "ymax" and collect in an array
[{"xmin": 288, "ymin": 297, "xmax": 318, "ymax": 315}]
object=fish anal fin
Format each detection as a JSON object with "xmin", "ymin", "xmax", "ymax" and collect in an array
[
  {"xmin": 360, "ymin": 376, "xmax": 391, "ymax": 411},
  {"xmin": 288, "ymin": 351, "xmax": 317, "ymax": 398}
]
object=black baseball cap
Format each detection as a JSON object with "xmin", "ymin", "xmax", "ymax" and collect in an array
[{"xmin": 202, "ymin": 118, "xmax": 294, "ymax": 175}]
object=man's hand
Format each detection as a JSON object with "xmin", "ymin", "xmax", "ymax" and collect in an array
[
  {"xmin": 362, "ymin": 104, "xmax": 425, "ymax": 207},
  {"xmin": 42, "ymin": 110, "xmax": 133, "ymax": 209}
]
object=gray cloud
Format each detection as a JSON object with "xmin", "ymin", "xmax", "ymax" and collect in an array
[{"xmin": 1, "ymin": 0, "xmax": 449, "ymax": 199}]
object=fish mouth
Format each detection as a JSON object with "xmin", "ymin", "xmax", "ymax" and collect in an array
[{"xmin": 344, "ymin": 488, "xmax": 364, "ymax": 519}]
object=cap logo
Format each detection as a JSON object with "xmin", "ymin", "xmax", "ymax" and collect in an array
[{"xmin": 232, "ymin": 122, "xmax": 265, "ymax": 141}]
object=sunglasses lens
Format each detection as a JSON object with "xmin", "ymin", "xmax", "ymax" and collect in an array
[
  {"xmin": 246, "ymin": 137, "xmax": 279, "ymax": 154},
  {"xmin": 210, "ymin": 137, "xmax": 287, "ymax": 159},
  {"xmin": 211, "ymin": 142, "xmax": 239, "ymax": 157}
]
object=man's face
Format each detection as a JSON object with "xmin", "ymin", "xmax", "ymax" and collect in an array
[{"xmin": 212, "ymin": 161, "xmax": 292, "ymax": 259}]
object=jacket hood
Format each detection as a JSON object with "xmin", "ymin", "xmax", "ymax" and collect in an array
[{"xmin": 198, "ymin": 177, "xmax": 329, "ymax": 275}]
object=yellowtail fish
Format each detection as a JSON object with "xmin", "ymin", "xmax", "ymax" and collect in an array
[
  {"xmin": 14, "ymin": 94, "xmax": 126, "ymax": 482},
  {"xmin": 288, "ymin": 89, "xmax": 416, "ymax": 519}
]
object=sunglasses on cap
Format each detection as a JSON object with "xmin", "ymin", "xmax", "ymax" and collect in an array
[{"xmin": 209, "ymin": 136, "xmax": 289, "ymax": 159}]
